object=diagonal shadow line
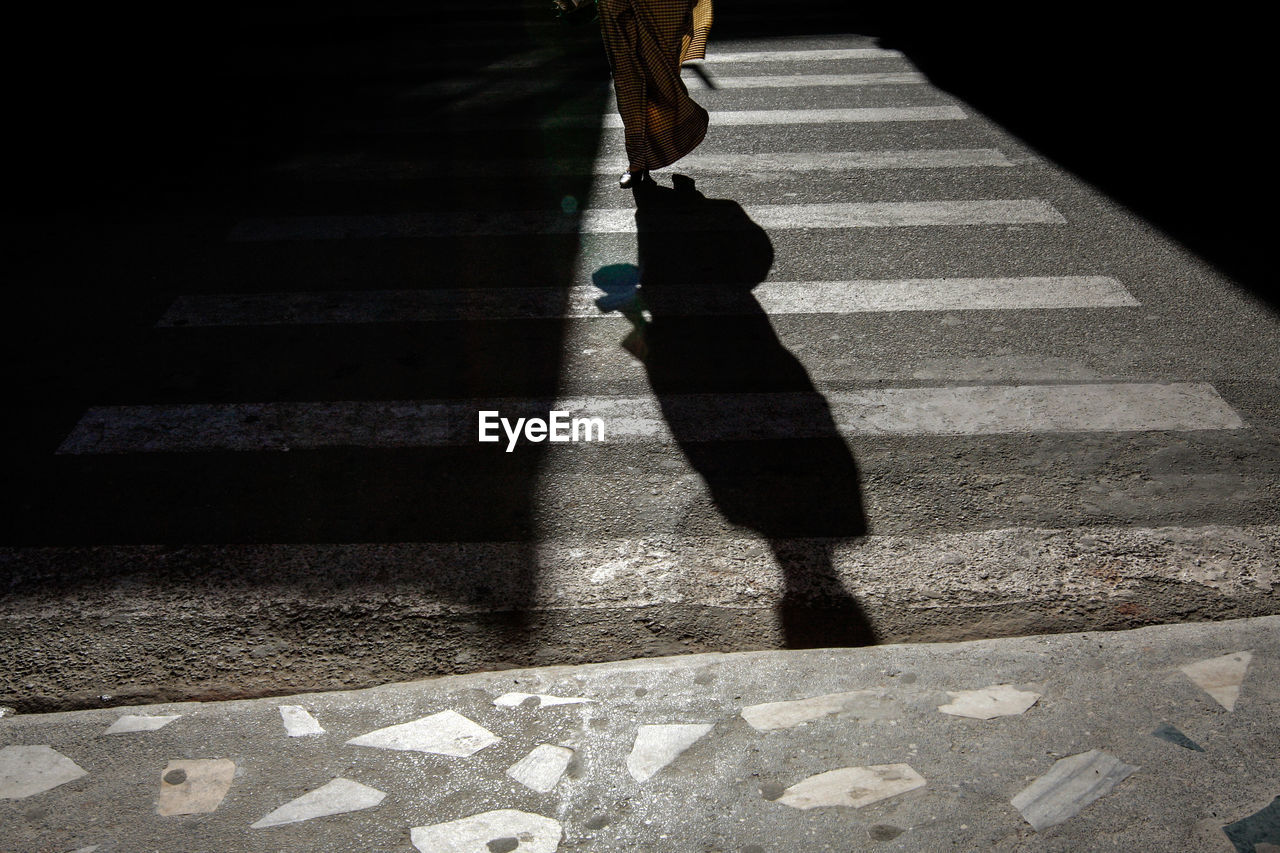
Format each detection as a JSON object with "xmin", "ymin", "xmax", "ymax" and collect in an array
[
  {"xmin": 684, "ymin": 63, "xmax": 719, "ymax": 90},
  {"xmin": 861, "ymin": 11, "xmax": 1274, "ymax": 310}
]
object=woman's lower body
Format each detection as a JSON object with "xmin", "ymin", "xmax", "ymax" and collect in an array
[{"xmin": 598, "ymin": 0, "xmax": 713, "ymax": 183}]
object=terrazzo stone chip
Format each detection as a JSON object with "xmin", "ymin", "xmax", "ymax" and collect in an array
[
  {"xmin": 740, "ymin": 689, "xmax": 895, "ymax": 731},
  {"xmin": 346, "ymin": 710, "xmax": 499, "ymax": 757},
  {"xmin": 105, "ymin": 714, "xmax": 182, "ymax": 734},
  {"xmin": 1223, "ymin": 797, "xmax": 1280, "ymax": 853},
  {"xmin": 506, "ymin": 745, "xmax": 574, "ymax": 793},
  {"xmin": 156, "ymin": 759, "xmax": 236, "ymax": 816},
  {"xmin": 493, "ymin": 693, "xmax": 592, "ymax": 709},
  {"xmin": 776, "ymin": 764, "xmax": 926, "ymax": 810},
  {"xmin": 937, "ymin": 685, "xmax": 1041, "ymax": 719},
  {"xmin": 1180, "ymin": 651, "xmax": 1253, "ymax": 711},
  {"xmin": 251, "ymin": 777, "xmax": 386, "ymax": 828},
  {"xmin": 1011, "ymin": 749, "xmax": 1138, "ymax": 831},
  {"xmin": 278, "ymin": 705, "xmax": 325, "ymax": 736},
  {"xmin": 0, "ymin": 745, "xmax": 88, "ymax": 799},
  {"xmin": 626, "ymin": 723, "xmax": 714, "ymax": 783},
  {"xmin": 68, "ymin": 847, "xmax": 100, "ymax": 853},
  {"xmin": 1151, "ymin": 723, "xmax": 1205, "ymax": 752},
  {"xmin": 410, "ymin": 809, "xmax": 562, "ymax": 853},
  {"xmin": 868, "ymin": 825, "xmax": 905, "ymax": 841}
]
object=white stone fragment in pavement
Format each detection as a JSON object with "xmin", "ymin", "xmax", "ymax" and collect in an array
[
  {"xmin": 1011, "ymin": 749, "xmax": 1138, "ymax": 831},
  {"xmin": 0, "ymin": 745, "xmax": 88, "ymax": 799},
  {"xmin": 937, "ymin": 685, "xmax": 1041, "ymax": 720},
  {"xmin": 1180, "ymin": 651, "xmax": 1252, "ymax": 711},
  {"xmin": 105, "ymin": 714, "xmax": 182, "ymax": 734},
  {"xmin": 346, "ymin": 710, "xmax": 499, "ymax": 757},
  {"xmin": 156, "ymin": 759, "xmax": 236, "ymax": 815},
  {"xmin": 493, "ymin": 692, "xmax": 592, "ymax": 708},
  {"xmin": 776, "ymin": 764, "xmax": 926, "ymax": 809},
  {"xmin": 411, "ymin": 809, "xmax": 562, "ymax": 853},
  {"xmin": 626, "ymin": 724, "xmax": 714, "ymax": 783},
  {"xmin": 741, "ymin": 690, "xmax": 893, "ymax": 731},
  {"xmin": 68, "ymin": 847, "xmax": 100, "ymax": 853},
  {"xmin": 251, "ymin": 777, "xmax": 386, "ymax": 828},
  {"xmin": 278, "ymin": 705, "xmax": 325, "ymax": 736},
  {"xmin": 506, "ymin": 745, "xmax": 574, "ymax": 793}
]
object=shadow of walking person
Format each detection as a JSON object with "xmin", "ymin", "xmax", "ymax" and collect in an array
[{"xmin": 594, "ymin": 176, "xmax": 877, "ymax": 649}]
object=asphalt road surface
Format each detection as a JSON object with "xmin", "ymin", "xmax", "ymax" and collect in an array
[{"xmin": 3, "ymin": 2, "xmax": 1276, "ymax": 713}]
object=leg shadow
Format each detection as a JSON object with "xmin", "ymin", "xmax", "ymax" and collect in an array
[{"xmin": 596, "ymin": 176, "xmax": 876, "ymax": 648}]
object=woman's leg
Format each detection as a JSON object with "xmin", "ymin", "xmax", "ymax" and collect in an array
[
  {"xmin": 628, "ymin": 0, "xmax": 707, "ymax": 169},
  {"xmin": 600, "ymin": 0, "xmax": 708, "ymax": 174},
  {"xmin": 598, "ymin": 0, "xmax": 649, "ymax": 175}
]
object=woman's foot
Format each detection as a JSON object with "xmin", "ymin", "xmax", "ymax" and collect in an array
[{"xmin": 619, "ymin": 168, "xmax": 648, "ymax": 189}]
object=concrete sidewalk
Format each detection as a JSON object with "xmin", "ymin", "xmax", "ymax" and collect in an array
[{"xmin": 2, "ymin": 617, "xmax": 1277, "ymax": 852}]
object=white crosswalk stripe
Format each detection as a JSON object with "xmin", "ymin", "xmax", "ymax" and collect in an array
[
  {"xmin": 267, "ymin": 149, "xmax": 1016, "ymax": 181},
  {"xmin": 595, "ymin": 106, "xmax": 966, "ymax": 128},
  {"xmin": 699, "ymin": 48, "xmax": 905, "ymax": 63},
  {"xmin": 328, "ymin": 105, "xmax": 968, "ymax": 134},
  {"xmin": 654, "ymin": 148, "xmax": 1016, "ymax": 171},
  {"xmin": 680, "ymin": 71, "xmax": 927, "ymax": 88},
  {"xmin": 406, "ymin": 71, "xmax": 927, "ymax": 100},
  {"xmin": 228, "ymin": 200, "xmax": 1062, "ymax": 241},
  {"xmin": 158, "ymin": 277, "xmax": 1138, "ymax": 326},
  {"xmin": 57, "ymin": 384, "xmax": 1242, "ymax": 455}
]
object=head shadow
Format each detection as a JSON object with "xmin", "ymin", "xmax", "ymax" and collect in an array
[{"xmin": 595, "ymin": 176, "xmax": 876, "ymax": 648}]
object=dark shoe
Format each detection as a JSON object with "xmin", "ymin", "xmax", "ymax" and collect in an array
[{"xmin": 619, "ymin": 169, "xmax": 649, "ymax": 189}]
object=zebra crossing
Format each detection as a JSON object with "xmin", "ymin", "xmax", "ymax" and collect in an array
[
  {"xmin": 11, "ymin": 15, "xmax": 1278, "ymax": 712},
  {"xmin": 130, "ymin": 48, "xmax": 1243, "ymax": 438},
  {"xmin": 62, "ymin": 39, "xmax": 1259, "ymax": 517}
]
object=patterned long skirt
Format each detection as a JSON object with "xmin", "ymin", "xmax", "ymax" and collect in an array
[{"xmin": 599, "ymin": 0, "xmax": 713, "ymax": 172}]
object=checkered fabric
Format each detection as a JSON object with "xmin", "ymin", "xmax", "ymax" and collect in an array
[{"xmin": 599, "ymin": 0, "xmax": 714, "ymax": 171}]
